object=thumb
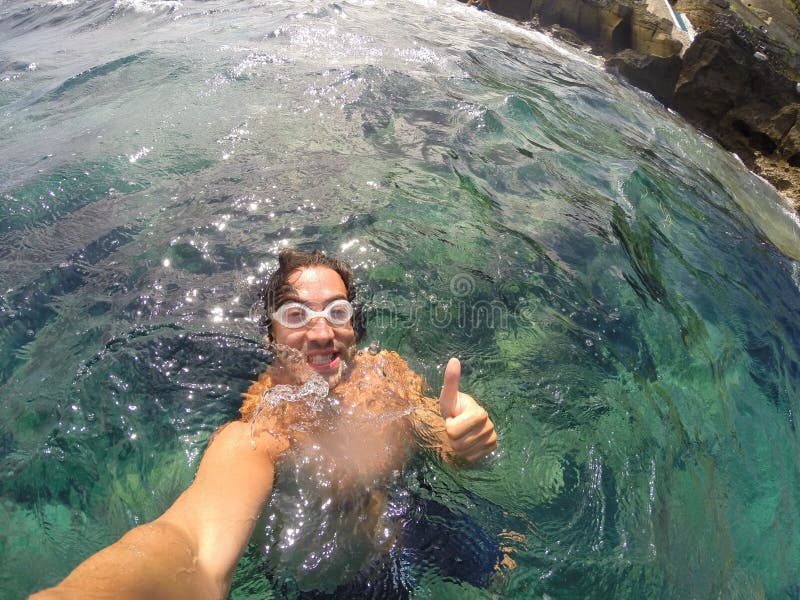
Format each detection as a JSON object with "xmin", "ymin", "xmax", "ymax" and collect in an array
[{"xmin": 439, "ymin": 357, "xmax": 462, "ymax": 419}]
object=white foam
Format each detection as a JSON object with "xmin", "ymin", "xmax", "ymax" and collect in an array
[
  {"xmin": 411, "ymin": 0, "xmax": 602, "ymax": 68},
  {"xmin": 113, "ymin": 0, "xmax": 182, "ymax": 13},
  {"xmin": 127, "ymin": 146, "xmax": 151, "ymax": 163}
]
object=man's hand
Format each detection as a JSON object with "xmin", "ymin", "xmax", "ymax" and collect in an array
[{"xmin": 439, "ymin": 357, "xmax": 497, "ymax": 463}]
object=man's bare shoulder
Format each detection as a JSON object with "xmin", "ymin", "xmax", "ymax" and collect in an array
[{"xmin": 240, "ymin": 369, "xmax": 273, "ymax": 421}]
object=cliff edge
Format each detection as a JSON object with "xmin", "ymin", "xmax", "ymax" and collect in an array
[{"xmin": 470, "ymin": 0, "xmax": 800, "ymax": 212}]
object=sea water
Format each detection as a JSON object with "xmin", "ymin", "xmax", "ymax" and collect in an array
[{"xmin": 1, "ymin": 0, "xmax": 799, "ymax": 597}]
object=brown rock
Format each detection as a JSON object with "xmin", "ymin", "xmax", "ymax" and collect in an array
[
  {"xmin": 487, "ymin": 0, "xmax": 680, "ymax": 55},
  {"xmin": 607, "ymin": 49, "xmax": 683, "ymax": 104},
  {"xmin": 546, "ymin": 24, "xmax": 591, "ymax": 48},
  {"xmin": 754, "ymin": 154, "xmax": 800, "ymax": 210},
  {"xmin": 484, "ymin": 0, "xmax": 533, "ymax": 20},
  {"xmin": 673, "ymin": 29, "xmax": 750, "ymax": 120},
  {"xmin": 628, "ymin": 5, "xmax": 683, "ymax": 56},
  {"xmin": 674, "ymin": 0, "xmax": 729, "ymax": 30},
  {"xmin": 672, "ymin": 27, "xmax": 798, "ymax": 166},
  {"xmin": 765, "ymin": 104, "xmax": 800, "ymax": 164}
]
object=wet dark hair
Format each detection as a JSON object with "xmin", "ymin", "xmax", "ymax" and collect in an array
[{"xmin": 260, "ymin": 248, "xmax": 365, "ymax": 342}]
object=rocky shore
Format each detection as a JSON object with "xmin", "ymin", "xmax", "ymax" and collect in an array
[{"xmin": 468, "ymin": 0, "xmax": 800, "ymax": 212}]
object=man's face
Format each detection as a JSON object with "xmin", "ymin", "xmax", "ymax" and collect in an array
[{"xmin": 270, "ymin": 266, "xmax": 356, "ymax": 388}]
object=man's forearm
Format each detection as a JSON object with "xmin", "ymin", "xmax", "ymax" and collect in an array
[
  {"xmin": 29, "ymin": 520, "xmax": 218, "ymax": 600},
  {"xmin": 30, "ymin": 420, "xmax": 284, "ymax": 600}
]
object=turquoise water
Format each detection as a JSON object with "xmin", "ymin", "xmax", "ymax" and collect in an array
[{"xmin": 1, "ymin": 0, "xmax": 800, "ymax": 597}]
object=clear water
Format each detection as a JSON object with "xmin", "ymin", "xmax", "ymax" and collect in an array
[{"xmin": 1, "ymin": 0, "xmax": 799, "ymax": 597}]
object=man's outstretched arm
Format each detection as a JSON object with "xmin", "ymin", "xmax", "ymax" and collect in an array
[{"xmin": 30, "ymin": 420, "xmax": 285, "ymax": 600}]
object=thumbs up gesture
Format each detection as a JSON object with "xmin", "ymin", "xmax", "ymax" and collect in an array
[{"xmin": 439, "ymin": 358, "xmax": 498, "ymax": 463}]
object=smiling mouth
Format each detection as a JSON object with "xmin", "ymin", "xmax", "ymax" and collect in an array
[{"xmin": 306, "ymin": 352, "xmax": 339, "ymax": 370}]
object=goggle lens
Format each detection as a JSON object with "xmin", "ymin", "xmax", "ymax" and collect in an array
[{"xmin": 272, "ymin": 299, "xmax": 354, "ymax": 329}]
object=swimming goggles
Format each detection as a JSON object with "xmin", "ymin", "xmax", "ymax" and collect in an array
[{"xmin": 271, "ymin": 299, "xmax": 354, "ymax": 329}]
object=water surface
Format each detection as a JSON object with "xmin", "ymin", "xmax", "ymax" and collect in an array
[{"xmin": 1, "ymin": 0, "xmax": 799, "ymax": 597}]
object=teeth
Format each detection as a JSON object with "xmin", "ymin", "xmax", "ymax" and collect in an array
[{"xmin": 308, "ymin": 354, "xmax": 334, "ymax": 365}]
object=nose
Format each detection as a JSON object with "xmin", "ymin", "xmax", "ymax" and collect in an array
[{"xmin": 306, "ymin": 316, "xmax": 335, "ymax": 343}]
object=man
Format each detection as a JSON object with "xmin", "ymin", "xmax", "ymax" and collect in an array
[{"xmin": 32, "ymin": 248, "xmax": 497, "ymax": 599}]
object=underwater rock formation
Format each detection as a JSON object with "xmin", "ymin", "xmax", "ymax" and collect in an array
[{"xmin": 471, "ymin": 0, "xmax": 800, "ymax": 211}]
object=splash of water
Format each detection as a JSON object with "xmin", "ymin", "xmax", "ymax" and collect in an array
[{"xmin": 247, "ymin": 344, "xmax": 345, "ymax": 446}]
